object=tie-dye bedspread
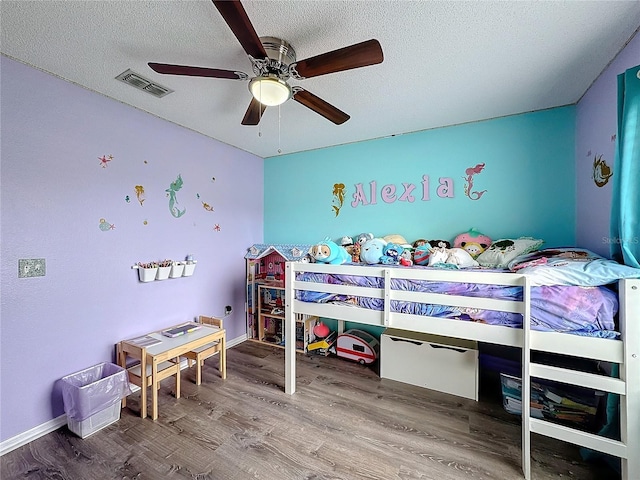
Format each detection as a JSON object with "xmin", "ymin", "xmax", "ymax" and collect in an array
[{"xmin": 295, "ymin": 271, "xmax": 619, "ymax": 339}]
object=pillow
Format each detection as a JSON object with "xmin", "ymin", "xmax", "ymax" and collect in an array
[
  {"xmin": 508, "ymin": 247, "xmax": 640, "ymax": 286},
  {"xmin": 382, "ymin": 234, "xmax": 412, "ymax": 249},
  {"xmin": 508, "ymin": 247, "xmax": 601, "ymax": 270},
  {"xmin": 476, "ymin": 237, "xmax": 544, "ymax": 268}
]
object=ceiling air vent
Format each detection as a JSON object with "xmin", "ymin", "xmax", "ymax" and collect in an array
[{"xmin": 115, "ymin": 69, "xmax": 173, "ymax": 98}]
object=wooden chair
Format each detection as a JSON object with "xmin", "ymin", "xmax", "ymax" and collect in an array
[
  {"xmin": 118, "ymin": 342, "xmax": 181, "ymax": 419},
  {"xmin": 183, "ymin": 315, "xmax": 226, "ymax": 385}
]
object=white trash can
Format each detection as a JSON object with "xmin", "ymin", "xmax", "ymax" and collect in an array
[{"xmin": 61, "ymin": 362, "xmax": 130, "ymax": 438}]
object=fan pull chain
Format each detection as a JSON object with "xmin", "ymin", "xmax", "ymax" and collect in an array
[
  {"xmin": 278, "ymin": 104, "xmax": 282, "ymax": 154},
  {"xmin": 258, "ymin": 81, "xmax": 262, "ymax": 137}
]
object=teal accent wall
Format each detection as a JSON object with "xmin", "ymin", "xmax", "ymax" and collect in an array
[{"xmin": 265, "ymin": 106, "xmax": 576, "ymax": 251}]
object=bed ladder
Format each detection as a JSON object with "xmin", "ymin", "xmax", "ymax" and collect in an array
[{"xmin": 520, "ymin": 279, "xmax": 639, "ymax": 480}]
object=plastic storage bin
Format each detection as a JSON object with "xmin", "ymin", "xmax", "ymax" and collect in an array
[
  {"xmin": 61, "ymin": 362, "xmax": 130, "ymax": 438},
  {"xmin": 500, "ymin": 373, "xmax": 601, "ymax": 431}
]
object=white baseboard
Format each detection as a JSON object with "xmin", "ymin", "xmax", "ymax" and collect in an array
[
  {"xmin": 226, "ymin": 333, "xmax": 247, "ymax": 349},
  {"xmin": 0, "ymin": 415, "xmax": 68, "ymax": 456},
  {"xmin": 0, "ymin": 334, "xmax": 247, "ymax": 456}
]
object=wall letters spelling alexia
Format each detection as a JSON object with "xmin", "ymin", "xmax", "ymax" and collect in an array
[{"xmin": 350, "ymin": 176, "xmax": 455, "ymax": 208}]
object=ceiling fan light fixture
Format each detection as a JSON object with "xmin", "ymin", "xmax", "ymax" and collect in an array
[{"xmin": 249, "ymin": 75, "xmax": 291, "ymax": 106}]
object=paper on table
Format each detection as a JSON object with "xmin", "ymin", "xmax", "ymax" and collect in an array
[{"xmin": 129, "ymin": 335, "xmax": 162, "ymax": 347}]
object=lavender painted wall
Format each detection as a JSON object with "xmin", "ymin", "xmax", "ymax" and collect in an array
[
  {"xmin": 576, "ymin": 30, "xmax": 640, "ymax": 257},
  {"xmin": 0, "ymin": 57, "xmax": 264, "ymax": 442}
]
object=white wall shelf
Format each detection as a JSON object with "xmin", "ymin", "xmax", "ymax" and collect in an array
[{"xmin": 132, "ymin": 260, "xmax": 197, "ymax": 282}]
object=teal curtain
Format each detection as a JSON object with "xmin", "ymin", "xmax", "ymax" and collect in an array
[{"xmin": 610, "ymin": 64, "xmax": 640, "ymax": 267}]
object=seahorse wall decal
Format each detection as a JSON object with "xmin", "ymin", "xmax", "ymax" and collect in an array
[
  {"xmin": 166, "ymin": 174, "xmax": 186, "ymax": 218},
  {"xmin": 463, "ymin": 163, "xmax": 487, "ymax": 200},
  {"xmin": 332, "ymin": 183, "xmax": 346, "ymax": 217}
]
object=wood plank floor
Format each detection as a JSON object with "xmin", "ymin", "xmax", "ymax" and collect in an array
[{"xmin": 2, "ymin": 341, "xmax": 617, "ymax": 480}]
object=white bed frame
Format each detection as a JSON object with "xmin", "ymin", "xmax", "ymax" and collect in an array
[{"xmin": 284, "ymin": 262, "xmax": 639, "ymax": 480}]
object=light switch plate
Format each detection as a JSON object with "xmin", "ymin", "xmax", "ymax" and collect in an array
[{"xmin": 18, "ymin": 258, "xmax": 46, "ymax": 278}]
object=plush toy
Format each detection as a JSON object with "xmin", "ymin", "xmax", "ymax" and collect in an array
[
  {"xmin": 309, "ymin": 239, "xmax": 351, "ymax": 265},
  {"xmin": 429, "ymin": 239, "xmax": 451, "ymax": 249},
  {"xmin": 413, "ymin": 244, "xmax": 431, "ymax": 265},
  {"xmin": 428, "ymin": 246, "xmax": 479, "ymax": 268},
  {"xmin": 453, "ymin": 228, "xmax": 492, "ymax": 258},
  {"xmin": 340, "ymin": 235, "xmax": 360, "ymax": 262},
  {"xmin": 400, "ymin": 248, "xmax": 413, "ymax": 266},
  {"xmin": 360, "ymin": 238, "xmax": 387, "ymax": 264},
  {"xmin": 340, "ymin": 236, "xmax": 354, "ymax": 248},
  {"xmin": 349, "ymin": 242, "xmax": 361, "ymax": 263},
  {"xmin": 412, "ymin": 240, "xmax": 451, "ymax": 265},
  {"xmin": 380, "ymin": 243, "xmax": 403, "ymax": 265},
  {"xmin": 355, "ymin": 232, "xmax": 374, "ymax": 246},
  {"xmin": 412, "ymin": 239, "xmax": 430, "ymax": 265},
  {"xmin": 300, "ymin": 253, "xmax": 316, "ymax": 263}
]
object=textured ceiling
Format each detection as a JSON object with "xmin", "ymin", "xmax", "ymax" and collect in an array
[{"xmin": 2, "ymin": 1, "xmax": 639, "ymax": 158}]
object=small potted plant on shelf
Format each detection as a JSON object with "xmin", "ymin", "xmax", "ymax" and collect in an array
[
  {"xmin": 136, "ymin": 262, "xmax": 158, "ymax": 282},
  {"xmin": 156, "ymin": 259, "xmax": 172, "ymax": 280}
]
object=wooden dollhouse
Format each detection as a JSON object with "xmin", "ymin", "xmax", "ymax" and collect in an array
[{"xmin": 244, "ymin": 244, "xmax": 317, "ymax": 351}]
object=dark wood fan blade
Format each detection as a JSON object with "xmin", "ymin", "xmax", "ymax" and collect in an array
[
  {"xmin": 241, "ymin": 97, "xmax": 267, "ymax": 125},
  {"xmin": 148, "ymin": 63, "xmax": 248, "ymax": 80},
  {"xmin": 212, "ymin": 0, "xmax": 267, "ymax": 59},
  {"xmin": 292, "ymin": 88, "xmax": 350, "ymax": 125},
  {"xmin": 290, "ymin": 39, "xmax": 383, "ymax": 79}
]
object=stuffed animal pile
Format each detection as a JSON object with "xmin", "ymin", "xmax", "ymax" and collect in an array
[{"xmin": 311, "ymin": 228, "xmax": 494, "ymax": 269}]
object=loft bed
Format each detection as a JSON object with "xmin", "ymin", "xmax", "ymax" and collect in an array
[{"xmin": 283, "ymin": 260, "xmax": 639, "ymax": 480}]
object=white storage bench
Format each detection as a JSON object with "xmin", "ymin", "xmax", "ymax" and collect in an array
[{"xmin": 380, "ymin": 328, "xmax": 479, "ymax": 401}]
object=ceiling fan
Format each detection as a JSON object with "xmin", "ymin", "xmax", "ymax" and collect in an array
[{"xmin": 148, "ymin": 0, "xmax": 384, "ymax": 126}]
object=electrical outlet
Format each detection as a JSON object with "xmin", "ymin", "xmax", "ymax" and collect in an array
[{"xmin": 18, "ymin": 258, "xmax": 46, "ymax": 278}]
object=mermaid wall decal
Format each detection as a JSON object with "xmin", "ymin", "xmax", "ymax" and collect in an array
[
  {"xmin": 134, "ymin": 185, "xmax": 145, "ymax": 206},
  {"xmin": 332, "ymin": 183, "xmax": 346, "ymax": 217},
  {"xmin": 463, "ymin": 163, "xmax": 487, "ymax": 200},
  {"xmin": 166, "ymin": 174, "xmax": 186, "ymax": 218}
]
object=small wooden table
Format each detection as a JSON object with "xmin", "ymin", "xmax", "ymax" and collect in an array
[{"xmin": 117, "ymin": 322, "xmax": 226, "ymax": 420}]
